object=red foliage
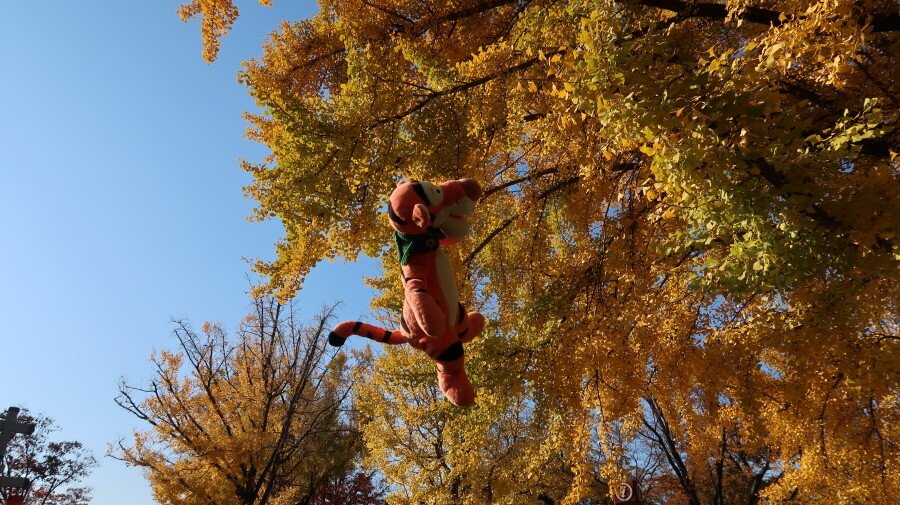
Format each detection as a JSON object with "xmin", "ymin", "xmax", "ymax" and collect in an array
[{"xmin": 309, "ymin": 472, "xmax": 386, "ymax": 505}]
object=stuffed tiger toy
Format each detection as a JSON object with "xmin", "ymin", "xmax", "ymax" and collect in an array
[{"xmin": 328, "ymin": 178, "xmax": 486, "ymax": 406}]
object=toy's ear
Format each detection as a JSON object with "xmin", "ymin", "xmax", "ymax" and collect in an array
[{"xmin": 412, "ymin": 204, "xmax": 431, "ymax": 229}]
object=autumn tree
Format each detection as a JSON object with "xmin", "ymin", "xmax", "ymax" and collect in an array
[
  {"xmin": 308, "ymin": 470, "xmax": 386, "ymax": 505},
  {"xmin": 184, "ymin": 0, "xmax": 897, "ymax": 503},
  {"xmin": 0, "ymin": 409, "xmax": 97, "ymax": 505},
  {"xmin": 114, "ymin": 297, "xmax": 364, "ymax": 505}
]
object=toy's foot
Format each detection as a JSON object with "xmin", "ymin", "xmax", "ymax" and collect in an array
[
  {"xmin": 439, "ymin": 372, "xmax": 475, "ymax": 406},
  {"xmin": 328, "ymin": 331, "xmax": 347, "ymax": 347},
  {"xmin": 437, "ymin": 360, "xmax": 475, "ymax": 407}
]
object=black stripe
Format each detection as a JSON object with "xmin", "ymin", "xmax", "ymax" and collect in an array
[
  {"xmin": 435, "ymin": 342, "xmax": 464, "ymax": 362},
  {"xmin": 411, "ymin": 183, "xmax": 429, "ymax": 204},
  {"xmin": 457, "ymin": 303, "xmax": 466, "ymax": 324},
  {"xmin": 400, "ymin": 316, "xmax": 410, "ymax": 333},
  {"xmin": 353, "ymin": 321, "xmax": 362, "ymax": 333},
  {"xmin": 328, "ymin": 331, "xmax": 346, "ymax": 347},
  {"xmin": 382, "ymin": 330, "xmax": 392, "ymax": 343},
  {"xmin": 457, "ymin": 328, "xmax": 468, "ymax": 338},
  {"xmin": 387, "ymin": 203, "xmax": 406, "ymax": 225}
]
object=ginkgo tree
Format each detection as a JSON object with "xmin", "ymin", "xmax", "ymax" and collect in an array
[
  {"xmin": 181, "ymin": 0, "xmax": 897, "ymax": 503},
  {"xmin": 114, "ymin": 298, "xmax": 369, "ymax": 505}
]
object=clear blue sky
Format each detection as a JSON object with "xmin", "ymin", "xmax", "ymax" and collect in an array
[{"xmin": 0, "ymin": 2, "xmax": 380, "ymax": 503}]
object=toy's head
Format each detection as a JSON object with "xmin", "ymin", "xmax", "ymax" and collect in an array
[{"xmin": 387, "ymin": 178, "xmax": 482, "ymax": 241}]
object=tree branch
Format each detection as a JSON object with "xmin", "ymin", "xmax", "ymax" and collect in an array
[
  {"xmin": 373, "ymin": 56, "xmax": 540, "ymax": 126},
  {"xmin": 465, "ymin": 176, "xmax": 580, "ymax": 264},
  {"xmin": 482, "ymin": 167, "xmax": 558, "ymax": 199},
  {"xmin": 628, "ymin": 0, "xmax": 900, "ymax": 32}
]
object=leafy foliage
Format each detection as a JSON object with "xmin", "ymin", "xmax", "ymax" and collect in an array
[
  {"xmin": 178, "ymin": 0, "xmax": 271, "ymax": 62},
  {"xmin": 191, "ymin": 0, "xmax": 898, "ymax": 503},
  {"xmin": 309, "ymin": 471, "xmax": 386, "ymax": 505},
  {"xmin": 114, "ymin": 297, "xmax": 362, "ymax": 505},
  {"xmin": 0, "ymin": 409, "xmax": 96, "ymax": 505}
]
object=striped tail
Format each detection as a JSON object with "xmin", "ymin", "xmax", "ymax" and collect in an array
[{"xmin": 328, "ymin": 321, "xmax": 409, "ymax": 347}]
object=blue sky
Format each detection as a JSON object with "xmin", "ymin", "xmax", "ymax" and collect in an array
[{"xmin": 0, "ymin": 2, "xmax": 379, "ymax": 503}]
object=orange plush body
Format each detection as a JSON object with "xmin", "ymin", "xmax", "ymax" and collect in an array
[{"xmin": 329, "ymin": 178, "xmax": 485, "ymax": 406}]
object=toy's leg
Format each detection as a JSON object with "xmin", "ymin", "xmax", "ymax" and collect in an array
[
  {"xmin": 435, "ymin": 357, "xmax": 475, "ymax": 407},
  {"xmin": 329, "ymin": 321, "xmax": 408, "ymax": 347},
  {"xmin": 404, "ymin": 300, "xmax": 478, "ymax": 406}
]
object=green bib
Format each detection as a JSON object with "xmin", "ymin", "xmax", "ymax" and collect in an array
[{"xmin": 394, "ymin": 229, "xmax": 444, "ymax": 265}]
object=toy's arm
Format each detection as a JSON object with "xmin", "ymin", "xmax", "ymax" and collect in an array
[{"xmin": 403, "ymin": 268, "xmax": 446, "ymax": 338}]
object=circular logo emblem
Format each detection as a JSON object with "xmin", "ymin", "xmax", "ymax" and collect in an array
[{"xmin": 615, "ymin": 483, "xmax": 633, "ymax": 502}]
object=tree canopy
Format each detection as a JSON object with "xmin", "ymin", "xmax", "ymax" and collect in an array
[
  {"xmin": 0, "ymin": 409, "xmax": 97, "ymax": 505},
  {"xmin": 114, "ymin": 298, "xmax": 367, "ymax": 505},
  {"xmin": 184, "ymin": 1, "xmax": 897, "ymax": 503}
]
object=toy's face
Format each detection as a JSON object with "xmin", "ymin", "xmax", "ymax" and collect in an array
[{"xmin": 388, "ymin": 178, "xmax": 482, "ymax": 240}]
